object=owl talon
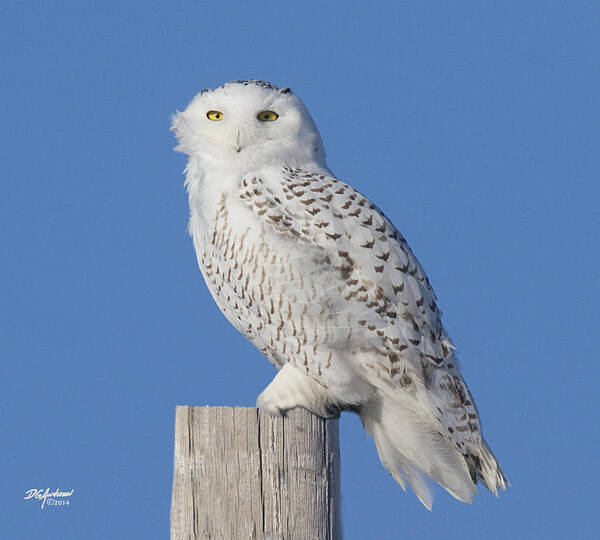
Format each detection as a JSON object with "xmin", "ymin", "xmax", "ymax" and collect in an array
[
  {"xmin": 256, "ymin": 363, "xmax": 333, "ymax": 419},
  {"xmin": 256, "ymin": 392, "xmax": 287, "ymax": 417}
]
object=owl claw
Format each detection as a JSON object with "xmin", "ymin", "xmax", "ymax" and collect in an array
[
  {"xmin": 256, "ymin": 392, "xmax": 287, "ymax": 417},
  {"xmin": 256, "ymin": 363, "xmax": 334, "ymax": 419}
]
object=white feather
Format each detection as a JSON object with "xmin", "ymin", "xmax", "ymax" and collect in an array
[{"xmin": 360, "ymin": 392, "xmax": 476, "ymax": 508}]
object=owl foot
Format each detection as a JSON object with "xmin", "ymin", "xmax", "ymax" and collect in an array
[{"xmin": 256, "ymin": 363, "xmax": 338, "ymax": 419}]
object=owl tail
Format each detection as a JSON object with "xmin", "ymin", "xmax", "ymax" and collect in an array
[
  {"xmin": 359, "ymin": 391, "xmax": 481, "ymax": 509},
  {"xmin": 465, "ymin": 439, "xmax": 510, "ymax": 495}
]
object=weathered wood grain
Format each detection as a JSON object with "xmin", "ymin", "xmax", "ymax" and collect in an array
[{"xmin": 171, "ymin": 406, "xmax": 341, "ymax": 540}]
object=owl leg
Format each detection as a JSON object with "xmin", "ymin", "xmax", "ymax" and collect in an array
[{"xmin": 257, "ymin": 363, "xmax": 338, "ymax": 419}]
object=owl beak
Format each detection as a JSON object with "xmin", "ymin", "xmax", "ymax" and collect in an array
[{"xmin": 233, "ymin": 130, "xmax": 242, "ymax": 153}]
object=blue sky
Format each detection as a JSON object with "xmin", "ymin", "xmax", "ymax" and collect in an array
[{"xmin": 2, "ymin": 1, "xmax": 599, "ymax": 538}]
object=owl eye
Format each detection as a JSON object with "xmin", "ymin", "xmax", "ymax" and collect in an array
[
  {"xmin": 206, "ymin": 110, "xmax": 223, "ymax": 121},
  {"xmin": 257, "ymin": 110, "xmax": 279, "ymax": 122}
]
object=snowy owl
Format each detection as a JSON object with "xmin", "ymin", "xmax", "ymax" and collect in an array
[{"xmin": 172, "ymin": 80, "xmax": 508, "ymax": 509}]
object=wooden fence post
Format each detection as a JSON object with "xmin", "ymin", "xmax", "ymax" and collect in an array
[{"xmin": 171, "ymin": 406, "xmax": 341, "ymax": 540}]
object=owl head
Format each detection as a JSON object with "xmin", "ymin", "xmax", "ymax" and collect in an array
[{"xmin": 171, "ymin": 80, "xmax": 326, "ymax": 170}]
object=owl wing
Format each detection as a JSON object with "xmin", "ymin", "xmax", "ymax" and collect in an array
[{"xmin": 239, "ymin": 166, "xmax": 483, "ymax": 451}]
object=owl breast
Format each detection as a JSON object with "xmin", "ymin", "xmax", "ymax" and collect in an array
[{"xmin": 190, "ymin": 181, "xmax": 353, "ymax": 381}]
